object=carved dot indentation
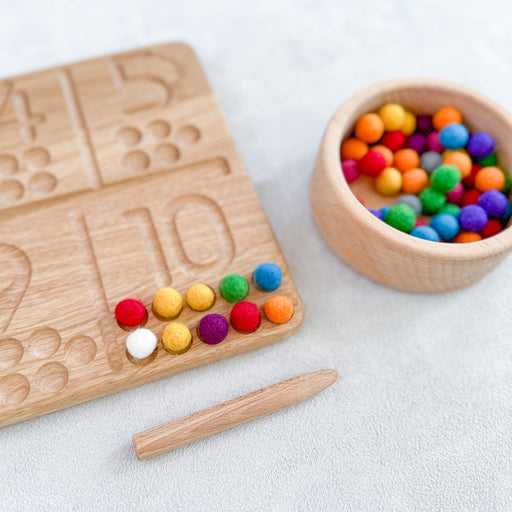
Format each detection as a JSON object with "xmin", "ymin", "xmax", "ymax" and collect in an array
[
  {"xmin": 34, "ymin": 362, "xmax": 68, "ymax": 394},
  {"xmin": 154, "ymin": 143, "xmax": 180, "ymax": 166},
  {"xmin": 0, "ymin": 373, "xmax": 30, "ymax": 405},
  {"xmin": 117, "ymin": 126, "xmax": 142, "ymax": 147},
  {"xmin": 0, "ymin": 155, "xmax": 18, "ymax": 177},
  {"xmin": 65, "ymin": 335, "xmax": 97, "ymax": 367},
  {"xmin": 146, "ymin": 120, "xmax": 171, "ymax": 140},
  {"xmin": 0, "ymin": 179, "xmax": 24, "ymax": 203},
  {"xmin": 28, "ymin": 327, "xmax": 61, "ymax": 359},
  {"xmin": 177, "ymin": 125, "xmax": 201, "ymax": 144},
  {"xmin": 23, "ymin": 147, "xmax": 50, "ymax": 170},
  {"xmin": 0, "ymin": 339, "xmax": 24, "ymax": 369},
  {"xmin": 123, "ymin": 150, "xmax": 150, "ymax": 173},
  {"xmin": 28, "ymin": 171, "xmax": 57, "ymax": 195}
]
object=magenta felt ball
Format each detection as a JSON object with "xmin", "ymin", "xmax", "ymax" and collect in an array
[
  {"xmin": 341, "ymin": 159, "xmax": 359, "ymax": 184},
  {"xmin": 467, "ymin": 132, "xmax": 495, "ymax": 159},
  {"xmin": 416, "ymin": 114, "xmax": 433, "ymax": 135},
  {"xmin": 477, "ymin": 190, "xmax": 508, "ymax": 217},
  {"xmin": 405, "ymin": 133, "xmax": 428, "ymax": 154},
  {"xmin": 446, "ymin": 182, "xmax": 464, "ymax": 204},
  {"xmin": 427, "ymin": 131, "xmax": 443, "ymax": 153},
  {"xmin": 197, "ymin": 314, "xmax": 229, "ymax": 345},
  {"xmin": 459, "ymin": 205, "xmax": 489, "ymax": 232}
]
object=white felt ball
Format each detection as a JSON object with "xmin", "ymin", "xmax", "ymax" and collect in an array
[{"xmin": 126, "ymin": 328, "xmax": 157, "ymax": 359}]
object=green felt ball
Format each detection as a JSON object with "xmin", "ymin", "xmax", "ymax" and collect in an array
[
  {"xmin": 478, "ymin": 152, "xmax": 497, "ymax": 167},
  {"xmin": 419, "ymin": 188, "xmax": 446, "ymax": 215},
  {"xmin": 501, "ymin": 170, "xmax": 511, "ymax": 195},
  {"xmin": 220, "ymin": 274, "xmax": 249, "ymax": 302},
  {"xmin": 439, "ymin": 203, "xmax": 461, "ymax": 218},
  {"xmin": 385, "ymin": 204, "xmax": 416, "ymax": 233},
  {"xmin": 430, "ymin": 164, "xmax": 461, "ymax": 193}
]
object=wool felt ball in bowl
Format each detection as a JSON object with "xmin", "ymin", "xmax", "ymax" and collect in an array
[
  {"xmin": 459, "ymin": 205, "xmax": 489, "ymax": 232},
  {"xmin": 410, "ymin": 225, "xmax": 441, "ymax": 242},
  {"xmin": 467, "ymin": 132, "xmax": 495, "ymax": 159},
  {"xmin": 439, "ymin": 123, "xmax": 469, "ymax": 149},
  {"xmin": 477, "ymin": 190, "xmax": 508, "ymax": 217},
  {"xmin": 430, "ymin": 214, "xmax": 460, "ymax": 241}
]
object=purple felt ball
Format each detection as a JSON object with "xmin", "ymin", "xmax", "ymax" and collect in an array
[
  {"xmin": 459, "ymin": 205, "xmax": 489, "ymax": 232},
  {"xmin": 197, "ymin": 314, "xmax": 229, "ymax": 345},
  {"xmin": 477, "ymin": 190, "xmax": 508, "ymax": 217},
  {"xmin": 405, "ymin": 133, "xmax": 428, "ymax": 154},
  {"xmin": 427, "ymin": 131, "xmax": 443, "ymax": 153},
  {"xmin": 369, "ymin": 208, "xmax": 383, "ymax": 220},
  {"xmin": 416, "ymin": 114, "xmax": 433, "ymax": 135},
  {"xmin": 467, "ymin": 132, "xmax": 495, "ymax": 159}
]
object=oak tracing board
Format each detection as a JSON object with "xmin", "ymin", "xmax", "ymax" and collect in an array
[{"xmin": 0, "ymin": 43, "xmax": 304, "ymax": 428}]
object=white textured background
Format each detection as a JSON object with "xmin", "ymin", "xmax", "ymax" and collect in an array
[{"xmin": 2, "ymin": 1, "xmax": 512, "ymax": 510}]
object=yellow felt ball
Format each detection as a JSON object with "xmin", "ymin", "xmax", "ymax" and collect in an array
[
  {"xmin": 162, "ymin": 322, "xmax": 192, "ymax": 354},
  {"xmin": 378, "ymin": 103, "xmax": 406, "ymax": 131},
  {"xmin": 375, "ymin": 167, "xmax": 403, "ymax": 196},
  {"xmin": 400, "ymin": 111, "xmax": 416, "ymax": 136},
  {"xmin": 186, "ymin": 283, "xmax": 215, "ymax": 311},
  {"xmin": 153, "ymin": 287, "xmax": 183, "ymax": 319}
]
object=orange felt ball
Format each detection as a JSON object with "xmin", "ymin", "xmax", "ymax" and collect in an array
[
  {"xmin": 454, "ymin": 232, "xmax": 482, "ymax": 243},
  {"xmin": 355, "ymin": 113, "xmax": 385, "ymax": 143},
  {"xmin": 402, "ymin": 168, "xmax": 429, "ymax": 194},
  {"xmin": 372, "ymin": 145, "xmax": 394, "ymax": 167},
  {"xmin": 340, "ymin": 138, "xmax": 368, "ymax": 161},
  {"xmin": 264, "ymin": 296, "xmax": 294, "ymax": 324},
  {"xmin": 474, "ymin": 166, "xmax": 506, "ymax": 192},
  {"xmin": 433, "ymin": 106, "xmax": 463, "ymax": 131},
  {"xmin": 444, "ymin": 151, "xmax": 472, "ymax": 178},
  {"xmin": 393, "ymin": 148, "xmax": 420, "ymax": 173}
]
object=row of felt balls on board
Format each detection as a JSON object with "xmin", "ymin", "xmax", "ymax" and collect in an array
[{"xmin": 114, "ymin": 263, "xmax": 295, "ymax": 361}]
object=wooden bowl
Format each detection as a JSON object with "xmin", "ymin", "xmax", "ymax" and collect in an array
[{"xmin": 310, "ymin": 78, "xmax": 512, "ymax": 292}]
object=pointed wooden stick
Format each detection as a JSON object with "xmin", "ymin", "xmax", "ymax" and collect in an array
[{"xmin": 133, "ymin": 369, "xmax": 338, "ymax": 460}]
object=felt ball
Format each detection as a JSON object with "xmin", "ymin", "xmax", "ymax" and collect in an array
[
  {"xmin": 375, "ymin": 167, "xmax": 402, "ymax": 196},
  {"xmin": 393, "ymin": 148, "xmax": 420, "ymax": 173},
  {"xmin": 445, "ymin": 182, "xmax": 464, "ymax": 204},
  {"xmin": 369, "ymin": 208, "xmax": 383, "ymax": 220},
  {"xmin": 420, "ymin": 151, "xmax": 444, "ymax": 174},
  {"xmin": 126, "ymin": 328, "xmax": 157, "ymax": 360},
  {"xmin": 340, "ymin": 138, "xmax": 368, "ymax": 161},
  {"xmin": 461, "ymin": 189, "xmax": 481, "ymax": 207},
  {"xmin": 414, "ymin": 218, "xmax": 428, "ymax": 227},
  {"xmin": 153, "ymin": 287, "xmax": 184, "ymax": 319},
  {"xmin": 162, "ymin": 322, "xmax": 192, "ymax": 354},
  {"xmin": 357, "ymin": 150, "xmax": 386, "ymax": 177},
  {"xmin": 355, "ymin": 113, "xmax": 385, "ymax": 143},
  {"xmin": 443, "ymin": 151, "xmax": 472, "ymax": 179},
  {"xmin": 500, "ymin": 202, "xmax": 512, "ymax": 226},
  {"xmin": 478, "ymin": 152, "xmax": 497, "ymax": 167},
  {"xmin": 263, "ymin": 296, "xmax": 294, "ymax": 324},
  {"xmin": 253, "ymin": 262, "xmax": 283, "ymax": 291},
  {"xmin": 463, "ymin": 164, "xmax": 482, "ymax": 188},
  {"xmin": 419, "ymin": 188, "xmax": 446, "ymax": 215},
  {"xmin": 454, "ymin": 232, "xmax": 482, "ymax": 243},
  {"xmin": 341, "ymin": 159, "xmax": 359, "ymax": 184},
  {"xmin": 405, "ymin": 133, "xmax": 428, "ymax": 154},
  {"xmin": 372, "ymin": 145, "xmax": 394, "ymax": 167},
  {"xmin": 431, "ymin": 164, "xmax": 461, "ymax": 193},
  {"xmin": 400, "ymin": 111, "xmax": 417, "ymax": 135},
  {"xmin": 426, "ymin": 131, "xmax": 443, "ymax": 153},
  {"xmin": 402, "ymin": 168, "xmax": 429, "ymax": 195},
  {"xmin": 475, "ymin": 166, "xmax": 506, "ymax": 192},
  {"xmin": 380, "ymin": 205, "xmax": 392, "ymax": 217},
  {"xmin": 410, "ymin": 225, "xmax": 440, "ymax": 242},
  {"xmin": 416, "ymin": 114, "xmax": 433, "ymax": 134},
  {"xmin": 440, "ymin": 204, "xmax": 461, "ymax": 218},
  {"xmin": 433, "ymin": 107, "xmax": 463, "ymax": 131},
  {"xmin": 459, "ymin": 205, "xmax": 489, "ymax": 232},
  {"xmin": 467, "ymin": 132, "xmax": 495, "ymax": 159},
  {"xmin": 481, "ymin": 219, "xmax": 503, "ymax": 239},
  {"xmin": 439, "ymin": 123, "xmax": 469, "ymax": 150},
  {"xmin": 477, "ymin": 190, "xmax": 508, "ymax": 217},
  {"xmin": 230, "ymin": 301, "xmax": 261, "ymax": 333},
  {"xmin": 197, "ymin": 314, "xmax": 229, "ymax": 345},
  {"xmin": 186, "ymin": 283, "xmax": 215, "ymax": 311},
  {"xmin": 381, "ymin": 130, "xmax": 407, "ymax": 152},
  {"xmin": 385, "ymin": 204, "xmax": 416, "ymax": 233},
  {"xmin": 220, "ymin": 274, "xmax": 249, "ymax": 303},
  {"xmin": 378, "ymin": 103, "xmax": 406, "ymax": 131},
  {"xmin": 397, "ymin": 194, "xmax": 422, "ymax": 216},
  {"xmin": 431, "ymin": 213, "xmax": 460, "ymax": 241},
  {"xmin": 501, "ymin": 171, "xmax": 511, "ymax": 194},
  {"xmin": 115, "ymin": 298, "xmax": 146, "ymax": 327}
]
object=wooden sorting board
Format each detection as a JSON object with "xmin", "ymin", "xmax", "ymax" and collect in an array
[{"xmin": 0, "ymin": 43, "xmax": 304, "ymax": 428}]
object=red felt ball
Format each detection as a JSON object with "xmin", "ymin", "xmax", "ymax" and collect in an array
[
  {"xmin": 461, "ymin": 189, "xmax": 481, "ymax": 207},
  {"xmin": 381, "ymin": 131, "xmax": 407, "ymax": 152},
  {"xmin": 357, "ymin": 150, "xmax": 386, "ymax": 177},
  {"xmin": 414, "ymin": 218, "xmax": 428, "ymax": 227},
  {"xmin": 115, "ymin": 298, "xmax": 146, "ymax": 327},
  {"xmin": 481, "ymin": 219, "xmax": 502, "ymax": 238},
  {"xmin": 230, "ymin": 301, "xmax": 261, "ymax": 333},
  {"xmin": 463, "ymin": 164, "xmax": 482, "ymax": 188}
]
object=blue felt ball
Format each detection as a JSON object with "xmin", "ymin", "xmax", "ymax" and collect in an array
[
  {"xmin": 380, "ymin": 205, "xmax": 392, "ymax": 217},
  {"xmin": 477, "ymin": 190, "xmax": 508, "ymax": 217},
  {"xmin": 439, "ymin": 123, "xmax": 469, "ymax": 150},
  {"xmin": 410, "ymin": 226, "xmax": 441, "ymax": 242},
  {"xmin": 499, "ymin": 202, "xmax": 512, "ymax": 226},
  {"xmin": 253, "ymin": 263, "xmax": 283, "ymax": 291},
  {"xmin": 397, "ymin": 194, "xmax": 422, "ymax": 217},
  {"xmin": 369, "ymin": 208, "xmax": 383, "ymax": 220},
  {"xmin": 459, "ymin": 205, "xmax": 489, "ymax": 232},
  {"xmin": 467, "ymin": 131, "xmax": 495, "ymax": 159},
  {"xmin": 430, "ymin": 213, "xmax": 460, "ymax": 241}
]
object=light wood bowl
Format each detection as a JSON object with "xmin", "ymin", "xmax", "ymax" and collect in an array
[{"xmin": 310, "ymin": 78, "xmax": 512, "ymax": 292}]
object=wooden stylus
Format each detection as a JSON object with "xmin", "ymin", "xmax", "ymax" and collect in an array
[{"xmin": 132, "ymin": 369, "xmax": 338, "ymax": 460}]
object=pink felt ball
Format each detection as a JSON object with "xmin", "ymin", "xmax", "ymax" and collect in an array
[
  {"xmin": 341, "ymin": 159, "xmax": 359, "ymax": 183},
  {"xmin": 446, "ymin": 182, "xmax": 464, "ymax": 204},
  {"xmin": 427, "ymin": 131, "xmax": 444, "ymax": 153}
]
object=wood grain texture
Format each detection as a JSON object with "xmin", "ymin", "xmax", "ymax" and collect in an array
[
  {"xmin": 0, "ymin": 43, "xmax": 304, "ymax": 427},
  {"xmin": 133, "ymin": 369, "xmax": 338, "ymax": 460},
  {"xmin": 310, "ymin": 78, "xmax": 512, "ymax": 292}
]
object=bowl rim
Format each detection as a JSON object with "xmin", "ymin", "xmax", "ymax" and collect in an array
[{"xmin": 322, "ymin": 77, "xmax": 512, "ymax": 261}]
